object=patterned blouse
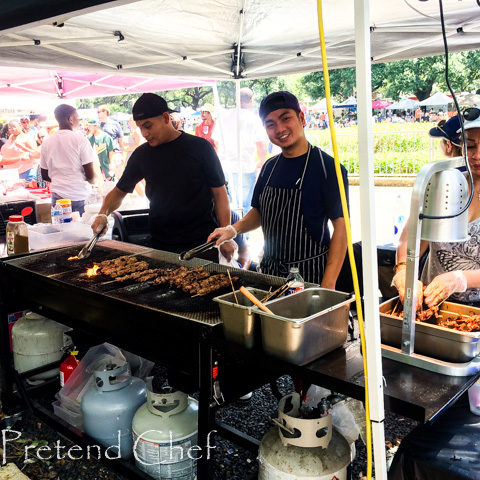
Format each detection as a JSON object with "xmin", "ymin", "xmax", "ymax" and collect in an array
[{"xmin": 421, "ymin": 218, "xmax": 480, "ymax": 304}]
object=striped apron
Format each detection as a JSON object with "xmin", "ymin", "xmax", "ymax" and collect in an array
[{"xmin": 259, "ymin": 144, "xmax": 329, "ymax": 284}]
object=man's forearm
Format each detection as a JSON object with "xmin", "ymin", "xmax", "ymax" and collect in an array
[
  {"xmin": 233, "ymin": 208, "xmax": 261, "ymax": 235},
  {"xmin": 321, "ymin": 218, "xmax": 347, "ymax": 289},
  {"xmin": 100, "ymin": 187, "xmax": 126, "ymax": 215}
]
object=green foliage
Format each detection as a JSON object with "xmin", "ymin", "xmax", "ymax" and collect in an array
[
  {"xmin": 305, "ymin": 124, "xmax": 433, "ymax": 175},
  {"xmin": 300, "ymin": 50, "xmax": 480, "ymax": 102}
]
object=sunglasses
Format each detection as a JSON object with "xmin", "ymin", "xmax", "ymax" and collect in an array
[{"xmin": 463, "ymin": 107, "xmax": 480, "ymax": 122}]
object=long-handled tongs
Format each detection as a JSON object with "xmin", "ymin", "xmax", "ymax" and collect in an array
[
  {"xmin": 76, "ymin": 230, "xmax": 103, "ymax": 260},
  {"xmin": 179, "ymin": 240, "xmax": 216, "ymax": 261}
]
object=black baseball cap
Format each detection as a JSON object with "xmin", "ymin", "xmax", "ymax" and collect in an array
[
  {"xmin": 259, "ymin": 91, "xmax": 301, "ymax": 122},
  {"xmin": 132, "ymin": 93, "xmax": 175, "ymax": 121}
]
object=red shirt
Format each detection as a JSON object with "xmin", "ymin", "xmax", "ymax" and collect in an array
[{"xmin": 195, "ymin": 121, "xmax": 215, "ymax": 148}]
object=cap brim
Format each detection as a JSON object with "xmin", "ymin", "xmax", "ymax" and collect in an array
[
  {"xmin": 428, "ymin": 127, "xmax": 445, "ymax": 139},
  {"xmin": 457, "ymin": 117, "xmax": 480, "ymax": 132}
]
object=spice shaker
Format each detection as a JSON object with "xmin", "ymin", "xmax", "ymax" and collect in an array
[{"xmin": 6, "ymin": 215, "xmax": 29, "ymax": 256}]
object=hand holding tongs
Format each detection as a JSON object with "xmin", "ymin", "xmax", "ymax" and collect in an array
[
  {"xmin": 179, "ymin": 240, "xmax": 216, "ymax": 261},
  {"xmin": 76, "ymin": 230, "xmax": 103, "ymax": 260}
]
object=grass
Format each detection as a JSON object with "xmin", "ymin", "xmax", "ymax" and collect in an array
[{"xmin": 305, "ymin": 123, "xmax": 436, "ymax": 175}]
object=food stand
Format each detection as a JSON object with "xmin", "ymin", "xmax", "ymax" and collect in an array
[{"xmin": 1, "ymin": 240, "xmax": 478, "ymax": 479}]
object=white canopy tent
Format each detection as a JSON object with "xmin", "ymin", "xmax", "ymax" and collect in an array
[
  {"xmin": 1, "ymin": 1, "xmax": 480, "ymax": 79},
  {"xmin": 387, "ymin": 98, "xmax": 420, "ymax": 110},
  {"xmin": 419, "ymin": 91, "xmax": 453, "ymax": 106},
  {"xmin": 2, "ymin": 2, "xmax": 480, "ymax": 479}
]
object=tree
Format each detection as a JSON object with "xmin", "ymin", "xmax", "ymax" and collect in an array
[{"xmin": 300, "ymin": 66, "xmax": 386, "ymax": 101}]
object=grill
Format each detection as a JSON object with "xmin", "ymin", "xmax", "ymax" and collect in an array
[{"xmin": 4, "ymin": 240, "xmax": 298, "ymax": 326}]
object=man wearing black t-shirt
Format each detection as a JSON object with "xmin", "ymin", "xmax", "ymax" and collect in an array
[{"xmin": 92, "ymin": 93, "xmax": 233, "ymax": 259}]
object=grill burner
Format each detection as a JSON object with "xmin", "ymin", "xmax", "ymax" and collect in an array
[{"xmin": 7, "ymin": 242, "xmax": 304, "ymax": 326}]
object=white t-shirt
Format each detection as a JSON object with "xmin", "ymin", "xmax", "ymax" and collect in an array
[
  {"xmin": 40, "ymin": 130, "xmax": 96, "ymax": 200},
  {"xmin": 212, "ymin": 108, "xmax": 267, "ymax": 174}
]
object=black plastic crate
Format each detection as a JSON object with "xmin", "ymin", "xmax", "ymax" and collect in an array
[{"xmin": 0, "ymin": 200, "xmax": 37, "ymax": 236}]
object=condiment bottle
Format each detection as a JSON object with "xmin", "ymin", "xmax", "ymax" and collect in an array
[
  {"xmin": 6, "ymin": 215, "xmax": 29, "ymax": 256},
  {"xmin": 285, "ymin": 267, "xmax": 304, "ymax": 295}
]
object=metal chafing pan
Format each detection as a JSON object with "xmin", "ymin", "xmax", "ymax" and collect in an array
[
  {"xmin": 213, "ymin": 287, "xmax": 268, "ymax": 348},
  {"xmin": 256, "ymin": 288, "xmax": 354, "ymax": 365},
  {"xmin": 380, "ymin": 297, "xmax": 480, "ymax": 363}
]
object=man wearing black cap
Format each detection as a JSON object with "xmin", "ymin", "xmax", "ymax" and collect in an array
[
  {"xmin": 92, "ymin": 93, "xmax": 233, "ymax": 258},
  {"xmin": 208, "ymin": 91, "xmax": 348, "ymax": 287}
]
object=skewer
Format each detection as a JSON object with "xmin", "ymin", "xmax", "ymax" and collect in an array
[
  {"xmin": 439, "ymin": 309, "xmax": 473, "ymax": 319},
  {"xmin": 261, "ymin": 281, "xmax": 293, "ymax": 302},
  {"xmin": 227, "ymin": 270, "xmax": 238, "ymax": 304},
  {"xmin": 391, "ymin": 299, "xmax": 400, "ymax": 316}
]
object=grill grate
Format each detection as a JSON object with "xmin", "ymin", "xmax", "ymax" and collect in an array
[{"xmin": 4, "ymin": 241, "xmax": 317, "ymax": 326}]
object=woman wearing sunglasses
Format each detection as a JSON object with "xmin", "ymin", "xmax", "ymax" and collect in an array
[{"xmin": 393, "ymin": 108, "xmax": 480, "ymax": 310}]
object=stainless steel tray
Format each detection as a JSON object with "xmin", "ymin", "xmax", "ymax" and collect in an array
[
  {"xmin": 213, "ymin": 288, "xmax": 268, "ymax": 349},
  {"xmin": 257, "ymin": 288, "xmax": 354, "ymax": 365},
  {"xmin": 380, "ymin": 297, "xmax": 480, "ymax": 363}
]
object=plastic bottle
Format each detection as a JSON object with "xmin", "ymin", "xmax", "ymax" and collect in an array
[
  {"xmin": 6, "ymin": 215, "xmax": 29, "ymax": 256},
  {"xmin": 392, "ymin": 194, "xmax": 406, "ymax": 246},
  {"xmin": 51, "ymin": 203, "xmax": 63, "ymax": 224},
  {"xmin": 285, "ymin": 267, "xmax": 305, "ymax": 295},
  {"xmin": 60, "ymin": 350, "xmax": 79, "ymax": 387}
]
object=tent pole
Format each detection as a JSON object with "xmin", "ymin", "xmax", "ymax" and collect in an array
[
  {"xmin": 212, "ymin": 81, "xmax": 229, "ymax": 193},
  {"xmin": 236, "ymin": 79, "xmax": 243, "ymax": 213},
  {"xmin": 354, "ymin": 1, "xmax": 388, "ymax": 479}
]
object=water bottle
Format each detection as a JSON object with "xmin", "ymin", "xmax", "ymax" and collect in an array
[
  {"xmin": 285, "ymin": 267, "xmax": 304, "ymax": 295},
  {"xmin": 392, "ymin": 194, "xmax": 406, "ymax": 246},
  {"xmin": 51, "ymin": 203, "xmax": 63, "ymax": 224}
]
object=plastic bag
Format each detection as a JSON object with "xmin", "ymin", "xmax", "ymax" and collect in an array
[
  {"xmin": 120, "ymin": 348, "xmax": 154, "ymax": 380},
  {"xmin": 304, "ymin": 384, "xmax": 365, "ymax": 445},
  {"xmin": 58, "ymin": 342, "xmax": 126, "ymax": 413},
  {"xmin": 218, "ymin": 241, "xmax": 240, "ymax": 268}
]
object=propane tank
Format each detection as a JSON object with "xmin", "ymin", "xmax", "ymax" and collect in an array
[
  {"xmin": 12, "ymin": 312, "xmax": 71, "ymax": 382},
  {"xmin": 132, "ymin": 380, "xmax": 198, "ymax": 480},
  {"xmin": 81, "ymin": 363, "xmax": 146, "ymax": 460},
  {"xmin": 258, "ymin": 393, "xmax": 351, "ymax": 480}
]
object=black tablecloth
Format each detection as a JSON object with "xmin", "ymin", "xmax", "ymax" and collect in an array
[{"xmin": 389, "ymin": 392, "xmax": 480, "ymax": 480}]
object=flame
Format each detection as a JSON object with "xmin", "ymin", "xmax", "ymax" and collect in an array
[
  {"xmin": 86, "ymin": 265, "xmax": 100, "ymax": 277},
  {"xmin": 68, "ymin": 256, "xmax": 79, "ymax": 261}
]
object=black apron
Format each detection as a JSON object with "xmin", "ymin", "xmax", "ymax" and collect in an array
[{"xmin": 259, "ymin": 144, "xmax": 329, "ymax": 284}]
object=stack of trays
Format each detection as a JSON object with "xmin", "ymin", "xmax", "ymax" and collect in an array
[{"xmin": 214, "ymin": 287, "xmax": 354, "ymax": 365}]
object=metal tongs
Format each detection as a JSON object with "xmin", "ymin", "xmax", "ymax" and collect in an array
[
  {"xmin": 179, "ymin": 240, "xmax": 216, "ymax": 261},
  {"xmin": 76, "ymin": 230, "xmax": 103, "ymax": 260}
]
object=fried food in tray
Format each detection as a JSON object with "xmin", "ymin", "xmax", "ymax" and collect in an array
[
  {"xmin": 92, "ymin": 255, "xmax": 238, "ymax": 296},
  {"xmin": 392, "ymin": 301, "xmax": 480, "ymax": 332}
]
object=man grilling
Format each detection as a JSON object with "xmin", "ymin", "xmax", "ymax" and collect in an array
[
  {"xmin": 208, "ymin": 91, "xmax": 348, "ymax": 287},
  {"xmin": 91, "ymin": 93, "xmax": 234, "ymax": 260}
]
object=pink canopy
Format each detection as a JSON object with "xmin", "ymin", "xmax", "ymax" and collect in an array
[
  {"xmin": 372, "ymin": 100, "xmax": 391, "ymax": 109},
  {"xmin": 0, "ymin": 66, "xmax": 214, "ymax": 99}
]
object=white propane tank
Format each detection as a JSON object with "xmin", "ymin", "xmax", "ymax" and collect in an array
[
  {"xmin": 258, "ymin": 393, "xmax": 351, "ymax": 480},
  {"xmin": 12, "ymin": 312, "xmax": 71, "ymax": 381},
  {"xmin": 132, "ymin": 381, "xmax": 198, "ymax": 480},
  {"xmin": 81, "ymin": 363, "xmax": 146, "ymax": 460}
]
